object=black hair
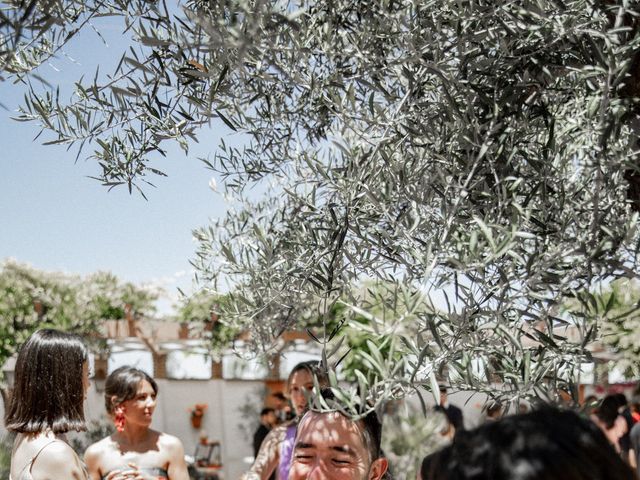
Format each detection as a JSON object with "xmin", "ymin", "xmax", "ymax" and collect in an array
[
  {"xmin": 5, "ymin": 329, "xmax": 88, "ymax": 434},
  {"xmin": 104, "ymin": 366, "xmax": 158, "ymax": 414},
  {"xmin": 596, "ymin": 395, "xmax": 621, "ymax": 430},
  {"xmin": 272, "ymin": 392, "xmax": 287, "ymax": 401},
  {"xmin": 360, "ymin": 403, "xmax": 383, "ymax": 461},
  {"xmin": 421, "ymin": 408, "xmax": 636, "ymax": 480},
  {"xmin": 286, "ymin": 360, "xmax": 329, "ymax": 389},
  {"xmin": 613, "ymin": 393, "xmax": 628, "ymax": 407},
  {"xmin": 304, "ymin": 388, "xmax": 383, "ymax": 463},
  {"xmin": 421, "ymin": 449, "xmax": 451, "ymax": 480},
  {"xmin": 260, "ymin": 407, "xmax": 275, "ymax": 416}
]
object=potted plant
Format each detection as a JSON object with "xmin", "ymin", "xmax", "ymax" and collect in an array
[{"xmin": 188, "ymin": 403, "xmax": 208, "ymax": 429}]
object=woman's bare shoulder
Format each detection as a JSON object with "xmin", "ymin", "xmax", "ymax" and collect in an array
[
  {"xmin": 31, "ymin": 441, "xmax": 85, "ymax": 478},
  {"xmin": 156, "ymin": 431, "xmax": 185, "ymax": 451},
  {"xmin": 84, "ymin": 435, "xmax": 116, "ymax": 459}
]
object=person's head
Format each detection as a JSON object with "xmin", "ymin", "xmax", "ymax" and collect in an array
[
  {"xmin": 595, "ymin": 395, "xmax": 621, "ymax": 429},
  {"xmin": 287, "ymin": 360, "xmax": 328, "ymax": 417},
  {"xmin": 5, "ymin": 329, "xmax": 89, "ymax": 434},
  {"xmin": 260, "ymin": 407, "xmax": 277, "ymax": 427},
  {"xmin": 272, "ymin": 391, "xmax": 288, "ymax": 409},
  {"xmin": 517, "ymin": 402, "xmax": 529, "ymax": 414},
  {"xmin": 485, "ymin": 401, "xmax": 502, "ymax": 420},
  {"xmin": 613, "ymin": 393, "xmax": 628, "ymax": 409},
  {"xmin": 105, "ymin": 366, "xmax": 158, "ymax": 429},
  {"xmin": 583, "ymin": 394, "xmax": 598, "ymax": 411},
  {"xmin": 421, "ymin": 408, "xmax": 636, "ymax": 480},
  {"xmin": 593, "ymin": 395, "xmax": 627, "ymax": 446},
  {"xmin": 438, "ymin": 385, "xmax": 447, "ymax": 406},
  {"xmin": 290, "ymin": 393, "xmax": 388, "ymax": 480}
]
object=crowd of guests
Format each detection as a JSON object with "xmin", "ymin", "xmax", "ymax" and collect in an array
[
  {"xmin": 4, "ymin": 328, "xmax": 640, "ymax": 480},
  {"xmin": 247, "ymin": 361, "xmax": 640, "ymax": 480}
]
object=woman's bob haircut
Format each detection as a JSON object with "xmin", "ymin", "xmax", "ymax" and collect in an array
[
  {"xmin": 5, "ymin": 329, "xmax": 88, "ymax": 434},
  {"xmin": 104, "ymin": 366, "xmax": 158, "ymax": 414}
]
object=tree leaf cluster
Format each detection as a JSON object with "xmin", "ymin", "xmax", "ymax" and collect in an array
[
  {"xmin": 6, "ymin": 1, "xmax": 640, "ymax": 407},
  {"xmin": 0, "ymin": 259, "xmax": 159, "ymax": 368}
]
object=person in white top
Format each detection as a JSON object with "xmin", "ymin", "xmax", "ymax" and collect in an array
[{"xmin": 5, "ymin": 329, "xmax": 90, "ymax": 480}]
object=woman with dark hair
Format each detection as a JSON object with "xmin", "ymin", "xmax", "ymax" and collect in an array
[
  {"xmin": 419, "ymin": 408, "xmax": 637, "ymax": 480},
  {"xmin": 6, "ymin": 328, "xmax": 90, "ymax": 480},
  {"xmin": 84, "ymin": 366, "xmax": 188, "ymax": 480},
  {"xmin": 592, "ymin": 394, "xmax": 629, "ymax": 452},
  {"xmin": 241, "ymin": 360, "xmax": 328, "ymax": 480}
]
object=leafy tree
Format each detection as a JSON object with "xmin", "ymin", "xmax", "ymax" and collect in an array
[
  {"xmin": 5, "ymin": 1, "xmax": 640, "ymax": 408},
  {"xmin": 0, "ymin": 1, "xmax": 158, "ymax": 80},
  {"xmin": 563, "ymin": 278, "xmax": 640, "ymax": 378},
  {"xmin": 0, "ymin": 260, "xmax": 159, "ymax": 368},
  {"xmin": 175, "ymin": 289, "xmax": 240, "ymax": 357}
]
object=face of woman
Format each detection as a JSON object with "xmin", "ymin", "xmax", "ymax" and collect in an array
[
  {"xmin": 289, "ymin": 369, "xmax": 314, "ymax": 417},
  {"xmin": 121, "ymin": 380, "xmax": 157, "ymax": 427}
]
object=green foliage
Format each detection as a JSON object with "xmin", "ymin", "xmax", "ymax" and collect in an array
[
  {"xmin": 176, "ymin": 290, "xmax": 240, "ymax": 357},
  {"xmin": 0, "ymin": 434, "xmax": 13, "ymax": 479},
  {"xmin": 382, "ymin": 408, "xmax": 451, "ymax": 480},
  {"xmin": 0, "ymin": 260, "xmax": 159, "ymax": 368},
  {"xmin": 563, "ymin": 278, "xmax": 640, "ymax": 375},
  {"xmin": 326, "ymin": 283, "xmax": 433, "ymax": 383},
  {"xmin": 5, "ymin": 1, "xmax": 640, "ymax": 408}
]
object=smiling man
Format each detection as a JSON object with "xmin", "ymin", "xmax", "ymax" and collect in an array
[{"xmin": 289, "ymin": 395, "xmax": 388, "ymax": 480}]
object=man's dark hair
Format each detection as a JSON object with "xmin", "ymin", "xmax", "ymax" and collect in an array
[
  {"xmin": 360, "ymin": 403, "xmax": 383, "ymax": 461},
  {"xmin": 104, "ymin": 366, "xmax": 158, "ymax": 414},
  {"xmin": 272, "ymin": 392, "xmax": 287, "ymax": 402},
  {"xmin": 305, "ymin": 388, "xmax": 383, "ymax": 462},
  {"xmin": 5, "ymin": 329, "xmax": 88, "ymax": 434},
  {"xmin": 421, "ymin": 408, "xmax": 636, "ymax": 480},
  {"xmin": 260, "ymin": 407, "xmax": 275, "ymax": 416}
]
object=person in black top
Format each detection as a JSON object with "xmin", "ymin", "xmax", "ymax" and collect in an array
[
  {"xmin": 253, "ymin": 407, "xmax": 277, "ymax": 458},
  {"xmin": 271, "ymin": 391, "xmax": 294, "ymax": 423},
  {"xmin": 436, "ymin": 385, "xmax": 465, "ymax": 432}
]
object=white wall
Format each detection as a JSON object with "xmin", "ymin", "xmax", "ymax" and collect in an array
[{"xmin": 149, "ymin": 379, "xmax": 265, "ymax": 480}]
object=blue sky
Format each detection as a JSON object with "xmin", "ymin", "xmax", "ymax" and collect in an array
[{"xmin": 0, "ymin": 18, "xmax": 233, "ymax": 313}]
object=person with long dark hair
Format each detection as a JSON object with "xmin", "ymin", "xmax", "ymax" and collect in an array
[
  {"xmin": 84, "ymin": 366, "xmax": 188, "ymax": 480},
  {"xmin": 6, "ymin": 329, "xmax": 90, "ymax": 480},
  {"xmin": 592, "ymin": 395, "xmax": 629, "ymax": 453},
  {"xmin": 242, "ymin": 360, "xmax": 328, "ymax": 480}
]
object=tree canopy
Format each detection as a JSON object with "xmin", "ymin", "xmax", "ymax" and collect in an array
[
  {"xmin": 4, "ymin": 0, "xmax": 640, "ymax": 407},
  {"xmin": 0, "ymin": 260, "xmax": 159, "ymax": 367}
]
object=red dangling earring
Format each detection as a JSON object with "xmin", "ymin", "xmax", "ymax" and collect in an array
[{"xmin": 114, "ymin": 407, "xmax": 126, "ymax": 433}]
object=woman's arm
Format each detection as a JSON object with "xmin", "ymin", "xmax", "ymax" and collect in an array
[
  {"xmin": 163, "ymin": 435, "xmax": 189, "ymax": 480},
  {"xmin": 240, "ymin": 426, "xmax": 283, "ymax": 480},
  {"xmin": 84, "ymin": 442, "xmax": 103, "ymax": 480}
]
